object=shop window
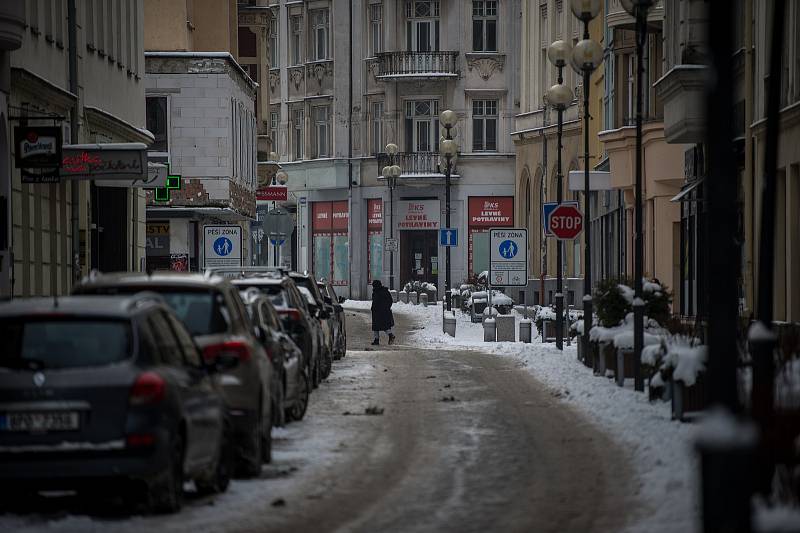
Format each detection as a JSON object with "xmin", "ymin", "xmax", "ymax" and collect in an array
[
  {"xmin": 472, "ymin": 1, "xmax": 497, "ymax": 52},
  {"xmin": 467, "ymin": 196, "xmax": 513, "ymax": 277},
  {"xmin": 312, "ymin": 201, "xmax": 349, "ymax": 287}
]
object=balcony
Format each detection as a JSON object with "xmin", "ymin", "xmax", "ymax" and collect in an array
[
  {"xmin": 376, "ymin": 152, "xmax": 460, "ymax": 182},
  {"xmin": 375, "ymin": 51, "xmax": 459, "ymax": 81},
  {"xmin": 606, "ymin": 0, "xmax": 664, "ymax": 30}
]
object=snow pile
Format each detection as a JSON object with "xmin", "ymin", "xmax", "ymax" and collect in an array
[
  {"xmin": 754, "ymin": 499, "xmax": 800, "ymax": 532},
  {"xmin": 668, "ymin": 344, "xmax": 708, "ymax": 387},
  {"xmin": 396, "ymin": 302, "xmax": 698, "ymax": 532},
  {"xmin": 589, "ymin": 312, "xmax": 666, "ymax": 349},
  {"xmin": 466, "ymin": 290, "xmax": 511, "ymax": 307}
]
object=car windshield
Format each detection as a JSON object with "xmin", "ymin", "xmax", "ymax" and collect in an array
[
  {"xmin": 293, "ymin": 277, "xmax": 320, "ymax": 301},
  {"xmin": 0, "ymin": 319, "xmax": 132, "ymax": 370},
  {"xmin": 297, "ymin": 286, "xmax": 317, "ymax": 307},
  {"xmin": 79, "ymin": 286, "xmax": 229, "ymax": 336},
  {"xmin": 235, "ymin": 282, "xmax": 288, "ymax": 308}
]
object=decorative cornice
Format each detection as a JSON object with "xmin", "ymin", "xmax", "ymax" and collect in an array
[
  {"xmin": 305, "ymin": 60, "xmax": 333, "ymax": 89},
  {"xmin": 465, "ymin": 53, "xmax": 505, "ymax": 81},
  {"xmin": 269, "ymin": 70, "xmax": 280, "ymax": 92},
  {"xmin": 288, "ymin": 66, "xmax": 304, "ymax": 91}
]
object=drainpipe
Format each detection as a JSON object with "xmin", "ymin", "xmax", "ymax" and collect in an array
[
  {"xmin": 346, "ymin": 0, "xmax": 354, "ymax": 297},
  {"xmin": 68, "ymin": 0, "xmax": 80, "ymax": 287}
]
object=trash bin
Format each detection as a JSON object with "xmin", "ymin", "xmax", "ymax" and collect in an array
[
  {"xmin": 420, "ymin": 293, "xmax": 428, "ymax": 306},
  {"xmin": 443, "ymin": 315, "xmax": 457, "ymax": 337},
  {"xmin": 519, "ymin": 319, "xmax": 532, "ymax": 343},
  {"xmin": 495, "ymin": 315, "xmax": 515, "ymax": 342},
  {"xmin": 483, "ymin": 318, "xmax": 496, "ymax": 342},
  {"xmin": 390, "ymin": 289, "xmax": 398, "ymax": 303}
]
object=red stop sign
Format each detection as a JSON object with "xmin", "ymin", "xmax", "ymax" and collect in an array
[{"xmin": 548, "ymin": 204, "xmax": 584, "ymax": 240}]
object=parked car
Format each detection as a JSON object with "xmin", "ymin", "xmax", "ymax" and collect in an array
[
  {"xmin": 289, "ymin": 272, "xmax": 335, "ymax": 378},
  {"xmin": 318, "ymin": 279, "xmax": 347, "ymax": 360},
  {"xmin": 239, "ymin": 288, "xmax": 309, "ymax": 422},
  {"xmin": 73, "ymin": 272, "xmax": 275, "ymax": 476},
  {"xmin": 230, "ymin": 273, "xmax": 324, "ymax": 389},
  {"xmin": 0, "ymin": 294, "xmax": 233, "ymax": 513}
]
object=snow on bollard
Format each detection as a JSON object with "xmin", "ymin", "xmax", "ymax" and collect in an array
[
  {"xmin": 420, "ymin": 292, "xmax": 429, "ymax": 306},
  {"xmin": 519, "ymin": 319, "xmax": 532, "ymax": 343},
  {"xmin": 495, "ymin": 315, "xmax": 515, "ymax": 342},
  {"xmin": 484, "ymin": 318, "xmax": 496, "ymax": 342},
  {"xmin": 443, "ymin": 315, "xmax": 457, "ymax": 337},
  {"xmin": 390, "ymin": 289, "xmax": 398, "ymax": 303},
  {"xmin": 399, "ymin": 290, "xmax": 409, "ymax": 303},
  {"xmin": 410, "ymin": 291, "xmax": 418, "ymax": 305}
]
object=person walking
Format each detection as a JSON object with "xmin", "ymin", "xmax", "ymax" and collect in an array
[{"xmin": 371, "ymin": 280, "xmax": 395, "ymax": 346}]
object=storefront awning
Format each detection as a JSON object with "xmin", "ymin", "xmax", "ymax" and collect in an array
[{"xmin": 670, "ymin": 178, "xmax": 704, "ymax": 203}]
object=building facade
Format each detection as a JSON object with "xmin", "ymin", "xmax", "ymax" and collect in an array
[
  {"xmin": 1, "ymin": 0, "xmax": 150, "ymax": 299},
  {"xmin": 268, "ymin": 0, "xmax": 521, "ymax": 299},
  {"xmin": 143, "ymin": 0, "xmax": 260, "ymax": 272}
]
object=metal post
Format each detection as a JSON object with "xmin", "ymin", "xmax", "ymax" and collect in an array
[
  {"xmin": 445, "ymin": 127, "xmax": 453, "ymax": 312},
  {"xmin": 632, "ymin": 9, "xmax": 647, "ymax": 392},
  {"xmin": 389, "ymin": 176, "xmax": 395, "ymax": 290},
  {"xmin": 582, "ymin": 20, "xmax": 593, "ymax": 360},
  {"xmin": 555, "ymin": 65, "xmax": 565, "ymax": 351},
  {"xmin": 68, "ymin": 0, "xmax": 80, "ymax": 285},
  {"xmin": 540, "ymin": 107, "xmax": 548, "ymax": 307}
]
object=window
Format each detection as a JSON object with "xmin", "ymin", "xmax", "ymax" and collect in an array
[
  {"xmin": 312, "ymin": 105, "xmax": 330, "ymax": 158},
  {"xmin": 404, "ymin": 100, "xmax": 439, "ymax": 153},
  {"xmin": 146, "ymin": 96, "xmax": 169, "ymax": 154},
  {"xmin": 270, "ymin": 110, "xmax": 279, "ymax": 152},
  {"xmin": 290, "ymin": 15, "xmax": 303, "ymax": 65},
  {"xmin": 370, "ymin": 3, "xmax": 383, "ymax": 56},
  {"xmin": 97, "ymin": 0, "xmax": 105, "ymax": 54},
  {"xmin": 269, "ymin": 11, "xmax": 279, "ymax": 68},
  {"xmin": 405, "ymin": 1, "xmax": 440, "ymax": 52},
  {"xmin": 86, "ymin": 0, "xmax": 95, "ymax": 49},
  {"xmin": 371, "ymin": 101, "xmax": 384, "ymax": 155},
  {"xmin": 165, "ymin": 313, "xmax": 202, "ymax": 367},
  {"xmin": 148, "ymin": 313, "xmax": 182, "ymax": 367},
  {"xmin": 472, "ymin": 99, "xmax": 498, "ymax": 152},
  {"xmin": 292, "ymin": 108, "xmax": 304, "ymax": 160},
  {"xmin": 539, "ymin": 3, "xmax": 548, "ymax": 48},
  {"xmin": 310, "ymin": 9, "xmax": 329, "ymax": 61},
  {"xmin": 472, "ymin": 1, "xmax": 497, "ymax": 52}
]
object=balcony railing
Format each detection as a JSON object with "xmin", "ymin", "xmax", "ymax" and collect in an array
[
  {"xmin": 375, "ymin": 51, "xmax": 459, "ymax": 79},
  {"xmin": 377, "ymin": 152, "xmax": 458, "ymax": 177}
]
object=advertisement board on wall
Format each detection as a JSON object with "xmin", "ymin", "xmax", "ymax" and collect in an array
[{"xmin": 397, "ymin": 199, "xmax": 440, "ymax": 230}]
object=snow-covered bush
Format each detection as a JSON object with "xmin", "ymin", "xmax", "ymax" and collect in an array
[
  {"xmin": 644, "ymin": 334, "xmax": 706, "ymax": 388},
  {"xmin": 593, "ymin": 277, "xmax": 673, "ymax": 329}
]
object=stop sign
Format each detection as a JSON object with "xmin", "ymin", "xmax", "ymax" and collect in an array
[{"xmin": 548, "ymin": 204, "xmax": 584, "ymax": 240}]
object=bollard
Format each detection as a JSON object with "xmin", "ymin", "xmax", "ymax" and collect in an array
[
  {"xmin": 410, "ymin": 291, "xmax": 418, "ymax": 305},
  {"xmin": 390, "ymin": 289, "xmax": 398, "ymax": 303},
  {"xmin": 519, "ymin": 319, "xmax": 532, "ymax": 343},
  {"xmin": 443, "ymin": 315, "xmax": 457, "ymax": 337},
  {"xmin": 495, "ymin": 315, "xmax": 515, "ymax": 342},
  {"xmin": 420, "ymin": 293, "xmax": 428, "ymax": 306},
  {"xmin": 399, "ymin": 291, "xmax": 409, "ymax": 304},
  {"xmin": 483, "ymin": 318, "xmax": 496, "ymax": 342}
]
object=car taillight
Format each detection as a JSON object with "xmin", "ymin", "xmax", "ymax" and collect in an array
[
  {"xmin": 277, "ymin": 308, "xmax": 302, "ymax": 322},
  {"xmin": 264, "ymin": 346, "xmax": 274, "ymax": 362},
  {"xmin": 129, "ymin": 372, "xmax": 166, "ymax": 405},
  {"xmin": 203, "ymin": 341, "xmax": 252, "ymax": 363},
  {"xmin": 126, "ymin": 433, "xmax": 156, "ymax": 448}
]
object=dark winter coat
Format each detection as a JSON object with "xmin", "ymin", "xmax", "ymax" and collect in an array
[{"xmin": 371, "ymin": 286, "xmax": 395, "ymax": 331}]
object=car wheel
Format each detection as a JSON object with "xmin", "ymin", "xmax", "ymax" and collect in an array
[
  {"xmin": 321, "ymin": 348, "xmax": 332, "ymax": 380},
  {"xmin": 262, "ymin": 410, "xmax": 273, "ymax": 464},
  {"xmin": 238, "ymin": 411, "xmax": 263, "ymax": 477},
  {"xmin": 287, "ymin": 368, "xmax": 310, "ymax": 422},
  {"xmin": 149, "ymin": 431, "xmax": 184, "ymax": 513},
  {"xmin": 196, "ymin": 424, "xmax": 233, "ymax": 495},
  {"xmin": 274, "ymin": 376, "xmax": 286, "ymax": 428},
  {"xmin": 311, "ymin": 359, "xmax": 320, "ymax": 389}
]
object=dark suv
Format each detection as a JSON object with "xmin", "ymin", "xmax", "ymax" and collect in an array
[
  {"xmin": 73, "ymin": 272, "xmax": 275, "ymax": 476},
  {"xmin": 0, "ymin": 295, "xmax": 232, "ymax": 512},
  {"xmin": 289, "ymin": 272, "xmax": 335, "ymax": 378},
  {"xmin": 318, "ymin": 279, "xmax": 347, "ymax": 360}
]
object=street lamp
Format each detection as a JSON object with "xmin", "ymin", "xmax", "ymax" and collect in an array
[
  {"xmin": 621, "ymin": 0, "xmax": 654, "ymax": 391},
  {"xmin": 439, "ymin": 109, "xmax": 458, "ymax": 311},
  {"xmin": 569, "ymin": 0, "xmax": 604, "ymax": 362},
  {"xmin": 383, "ymin": 143, "xmax": 400, "ymax": 290},
  {"xmin": 547, "ymin": 39, "xmax": 574, "ymax": 351},
  {"xmin": 272, "ymin": 168, "xmax": 289, "ymax": 267}
]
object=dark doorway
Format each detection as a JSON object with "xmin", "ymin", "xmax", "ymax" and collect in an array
[
  {"xmin": 91, "ymin": 186, "xmax": 128, "ymax": 272},
  {"xmin": 400, "ymin": 230, "xmax": 438, "ymax": 290}
]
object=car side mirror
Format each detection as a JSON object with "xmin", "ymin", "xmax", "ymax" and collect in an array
[{"xmin": 338, "ymin": 296, "xmax": 346, "ymax": 304}]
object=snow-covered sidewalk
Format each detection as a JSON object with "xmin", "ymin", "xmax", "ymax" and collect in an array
[{"xmin": 387, "ymin": 300, "xmax": 699, "ymax": 533}]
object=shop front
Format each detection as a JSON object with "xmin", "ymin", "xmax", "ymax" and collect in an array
[
  {"xmin": 312, "ymin": 200, "xmax": 349, "ymax": 287},
  {"xmin": 367, "ymin": 198, "xmax": 383, "ymax": 283},
  {"xmin": 397, "ymin": 199, "xmax": 440, "ymax": 290},
  {"xmin": 467, "ymin": 196, "xmax": 514, "ymax": 279}
]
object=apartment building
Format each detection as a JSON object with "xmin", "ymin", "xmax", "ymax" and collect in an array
[
  {"xmin": 268, "ymin": 0, "xmax": 521, "ymax": 299},
  {"xmin": 1, "ymin": 0, "xmax": 150, "ymax": 298}
]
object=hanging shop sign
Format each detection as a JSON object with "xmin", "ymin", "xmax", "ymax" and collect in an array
[
  {"xmin": 96, "ymin": 162, "xmax": 169, "ymax": 188},
  {"xmin": 468, "ymin": 197, "xmax": 514, "ymax": 227},
  {"xmin": 14, "ymin": 126, "xmax": 62, "ymax": 169},
  {"xmin": 257, "ymin": 185, "xmax": 288, "ymax": 202},
  {"xmin": 397, "ymin": 199, "xmax": 440, "ymax": 230},
  {"xmin": 60, "ymin": 143, "xmax": 147, "ymax": 180}
]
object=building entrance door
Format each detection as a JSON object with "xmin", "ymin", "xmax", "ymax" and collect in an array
[{"xmin": 400, "ymin": 230, "xmax": 438, "ymax": 290}]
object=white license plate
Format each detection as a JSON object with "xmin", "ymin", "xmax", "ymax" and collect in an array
[{"xmin": 2, "ymin": 411, "xmax": 80, "ymax": 432}]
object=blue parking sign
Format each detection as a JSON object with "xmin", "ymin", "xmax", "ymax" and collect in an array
[{"xmin": 440, "ymin": 228, "xmax": 458, "ymax": 247}]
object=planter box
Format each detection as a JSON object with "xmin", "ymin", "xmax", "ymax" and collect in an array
[
  {"xmin": 470, "ymin": 301, "xmax": 487, "ymax": 323},
  {"xmin": 671, "ymin": 374, "xmax": 707, "ymax": 422},
  {"xmin": 601, "ymin": 342, "xmax": 616, "ymax": 375},
  {"xmin": 585, "ymin": 340, "xmax": 598, "ymax": 370}
]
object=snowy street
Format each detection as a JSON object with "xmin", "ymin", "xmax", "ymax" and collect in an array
[{"xmin": 0, "ymin": 301, "xmax": 707, "ymax": 533}]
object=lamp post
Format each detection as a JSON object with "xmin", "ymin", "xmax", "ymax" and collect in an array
[
  {"xmin": 382, "ymin": 142, "xmax": 400, "ymax": 290},
  {"xmin": 547, "ymin": 40, "xmax": 574, "ymax": 351},
  {"xmin": 273, "ymin": 168, "xmax": 289, "ymax": 267},
  {"xmin": 621, "ymin": 0, "xmax": 653, "ymax": 391},
  {"xmin": 569, "ymin": 0, "xmax": 604, "ymax": 359},
  {"xmin": 439, "ymin": 109, "xmax": 458, "ymax": 311}
]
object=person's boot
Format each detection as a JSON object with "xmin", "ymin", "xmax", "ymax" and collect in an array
[
  {"xmin": 371, "ymin": 338, "xmax": 380, "ymax": 346},
  {"xmin": 388, "ymin": 334, "xmax": 396, "ymax": 345}
]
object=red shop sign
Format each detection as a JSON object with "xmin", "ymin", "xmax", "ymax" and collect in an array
[
  {"xmin": 468, "ymin": 196, "xmax": 514, "ymax": 227},
  {"xmin": 331, "ymin": 200, "xmax": 349, "ymax": 231},
  {"xmin": 367, "ymin": 199, "xmax": 383, "ymax": 230},
  {"xmin": 257, "ymin": 186, "xmax": 288, "ymax": 201},
  {"xmin": 312, "ymin": 202, "xmax": 332, "ymax": 231}
]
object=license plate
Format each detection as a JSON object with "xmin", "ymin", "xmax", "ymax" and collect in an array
[{"xmin": 0, "ymin": 411, "xmax": 80, "ymax": 432}]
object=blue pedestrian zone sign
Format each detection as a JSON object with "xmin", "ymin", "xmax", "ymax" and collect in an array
[
  {"xmin": 214, "ymin": 237, "xmax": 233, "ymax": 256},
  {"xmin": 440, "ymin": 228, "xmax": 458, "ymax": 247},
  {"xmin": 498, "ymin": 239, "xmax": 518, "ymax": 259},
  {"xmin": 543, "ymin": 201, "xmax": 579, "ymax": 236},
  {"xmin": 204, "ymin": 225, "xmax": 242, "ymax": 267}
]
